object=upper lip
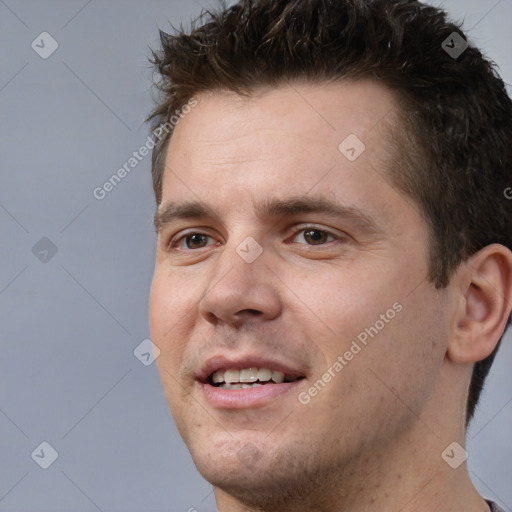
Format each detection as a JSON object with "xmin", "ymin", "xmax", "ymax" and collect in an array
[{"xmin": 196, "ymin": 354, "xmax": 308, "ymax": 383}]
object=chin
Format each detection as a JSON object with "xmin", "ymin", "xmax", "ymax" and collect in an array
[
  {"xmin": 190, "ymin": 433, "xmax": 273, "ymax": 478},
  {"xmin": 198, "ymin": 456, "xmax": 296, "ymax": 508},
  {"xmin": 194, "ymin": 446, "xmax": 334, "ymax": 512}
]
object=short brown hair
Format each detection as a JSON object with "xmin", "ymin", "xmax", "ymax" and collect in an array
[{"xmin": 147, "ymin": 0, "xmax": 512, "ymax": 424}]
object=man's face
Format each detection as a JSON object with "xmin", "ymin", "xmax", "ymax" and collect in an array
[{"xmin": 149, "ymin": 81, "xmax": 450, "ymax": 503}]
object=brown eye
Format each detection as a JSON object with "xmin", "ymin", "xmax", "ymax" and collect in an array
[
  {"xmin": 184, "ymin": 234, "xmax": 209, "ymax": 249},
  {"xmin": 292, "ymin": 228, "xmax": 336, "ymax": 246},
  {"xmin": 303, "ymin": 229, "xmax": 330, "ymax": 245},
  {"xmin": 170, "ymin": 232, "xmax": 215, "ymax": 250}
]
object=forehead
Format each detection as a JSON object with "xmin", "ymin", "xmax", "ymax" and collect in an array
[
  {"xmin": 159, "ymin": 80, "xmax": 413, "ymax": 232},
  {"xmin": 166, "ymin": 80, "xmax": 398, "ymax": 166}
]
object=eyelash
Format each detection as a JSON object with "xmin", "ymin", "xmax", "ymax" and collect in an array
[{"xmin": 168, "ymin": 225, "xmax": 341, "ymax": 251}]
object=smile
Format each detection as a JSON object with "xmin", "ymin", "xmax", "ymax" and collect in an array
[{"xmin": 210, "ymin": 366, "xmax": 303, "ymax": 390}]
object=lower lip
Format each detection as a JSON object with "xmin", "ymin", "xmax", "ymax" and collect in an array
[{"xmin": 198, "ymin": 380, "xmax": 304, "ymax": 409}]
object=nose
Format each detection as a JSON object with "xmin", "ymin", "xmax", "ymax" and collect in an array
[{"xmin": 198, "ymin": 240, "xmax": 282, "ymax": 327}]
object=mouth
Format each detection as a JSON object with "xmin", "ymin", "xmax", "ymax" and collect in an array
[
  {"xmin": 196, "ymin": 357, "xmax": 307, "ymax": 409},
  {"xmin": 208, "ymin": 366, "xmax": 305, "ymax": 390}
]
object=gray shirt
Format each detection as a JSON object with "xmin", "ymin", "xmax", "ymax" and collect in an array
[{"xmin": 488, "ymin": 500, "xmax": 506, "ymax": 512}]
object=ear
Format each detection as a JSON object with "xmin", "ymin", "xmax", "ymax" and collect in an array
[{"xmin": 447, "ymin": 244, "xmax": 512, "ymax": 364}]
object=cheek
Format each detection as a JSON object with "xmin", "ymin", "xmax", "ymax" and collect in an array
[
  {"xmin": 279, "ymin": 263, "xmax": 400, "ymax": 349},
  {"xmin": 155, "ymin": 357, "xmax": 195, "ymax": 442},
  {"xmin": 149, "ymin": 270, "xmax": 197, "ymax": 372},
  {"xmin": 353, "ymin": 292, "xmax": 448, "ymax": 415},
  {"xmin": 149, "ymin": 268, "xmax": 197, "ymax": 330},
  {"xmin": 298, "ymin": 264, "xmax": 445, "ymax": 401}
]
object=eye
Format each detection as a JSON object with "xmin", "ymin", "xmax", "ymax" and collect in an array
[
  {"xmin": 167, "ymin": 226, "xmax": 342, "ymax": 252},
  {"xmin": 170, "ymin": 232, "xmax": 217, "ymax": 250},
  {"xmin": 290, "ymin": 227, "xmax": 338, "ymax": 246}
]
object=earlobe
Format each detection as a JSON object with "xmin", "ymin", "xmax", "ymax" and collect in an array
[{"xmin": 447, "ymin": 244, "xmax": 512, "ymax": 365}]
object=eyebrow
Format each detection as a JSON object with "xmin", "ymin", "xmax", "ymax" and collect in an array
[{"xmin": 153, "ymin": 195, "xmax": 382, "ymax": 234}]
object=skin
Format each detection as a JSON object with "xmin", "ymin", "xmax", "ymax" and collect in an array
[{"xmin": 149, "ymin": 80, "xmax": 512, "ymax": 512}]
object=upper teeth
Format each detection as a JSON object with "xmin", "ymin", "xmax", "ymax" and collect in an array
[{"xmin": 212, "ymin": 367, "xmax": 286, "ymax": 384}]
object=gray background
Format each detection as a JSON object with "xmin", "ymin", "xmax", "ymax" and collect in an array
[{"xmin": 0, "ymin": 0, "xmax": 511, "ymax": 511}]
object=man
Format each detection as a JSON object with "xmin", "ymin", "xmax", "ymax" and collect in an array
[{"xmin": 147, "ymin": 0, "xmax": 512, "ymax": 510}]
